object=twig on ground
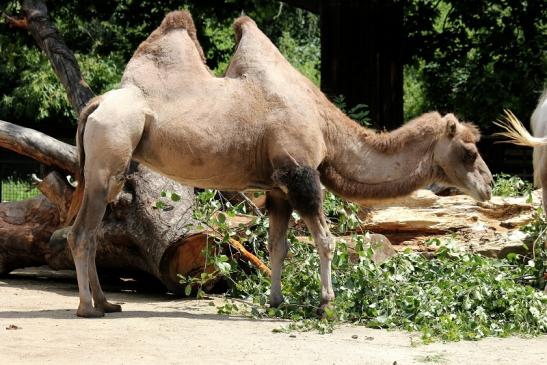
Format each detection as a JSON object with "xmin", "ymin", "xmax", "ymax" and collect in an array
[{"xmin": 228, "ymin": 237, "xmax": 271, "ymax": 277}]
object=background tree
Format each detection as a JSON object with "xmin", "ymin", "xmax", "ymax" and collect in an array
[{"xmin": 404, "ymin": 0, "xmax": 546, "ymax": 131}]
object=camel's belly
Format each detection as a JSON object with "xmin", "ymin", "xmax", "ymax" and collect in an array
[{"xmin": 134, "ymin": 145, "xmax": 272, "ymax": 191}]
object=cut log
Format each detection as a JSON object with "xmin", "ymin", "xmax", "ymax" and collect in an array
[
  {"xmin": 0, "ymin": 195, "xmax": 60, "ymax": 275},
  {"xmin": 360, "ymin": 189, "xmax": 542, "ymax": 258}
]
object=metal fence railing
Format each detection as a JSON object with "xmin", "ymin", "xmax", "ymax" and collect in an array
[{"xmin": 0, "ymin": 152, "xmax": 44, "ymax": 203}]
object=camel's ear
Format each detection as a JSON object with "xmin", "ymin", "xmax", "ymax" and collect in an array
[{"xmin": 443, "ymin": 113, "xmax": 458, "ymax": 138}]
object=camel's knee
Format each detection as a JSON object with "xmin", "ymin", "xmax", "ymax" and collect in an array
[
  {"xmin": 315, "ymin": 233, "xmax": 335, "ymax": 260},
  {"xmin": 68, "ymin": 227, "xmax": 95, "ymax": 258},
  {"xmin": 272, "ymin": 165, "xmax": 322, "ymax": 216}
]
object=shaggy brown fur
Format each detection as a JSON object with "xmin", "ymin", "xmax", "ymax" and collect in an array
[
  {"xmin": 272, "ymin": 166, "xmax": 323, "ymax": 216},
  {"xmin": 337, "ymin": 112, "xmax": 480, "ymax": 155},
  {"xmin": 361, "ymin": 112, "xmax": 446, "ymax": 153}
]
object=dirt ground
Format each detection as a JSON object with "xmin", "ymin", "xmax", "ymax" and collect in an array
[{"xmin": 1, "ymin": 268, "xmax": 546, "ymax": 365}]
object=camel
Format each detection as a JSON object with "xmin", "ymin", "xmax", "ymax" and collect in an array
[
  {"xmin": 67, "ymin": 10, "xmax": 493, "ymax": 318},
  {"xmin": 495, "ymin": 90, "xmax": 547, "ymax": 212}
]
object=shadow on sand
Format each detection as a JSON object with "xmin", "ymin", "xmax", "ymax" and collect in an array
[{"xmin": 0, "ymin": 266, "xmax": 282, "ymax": 323}]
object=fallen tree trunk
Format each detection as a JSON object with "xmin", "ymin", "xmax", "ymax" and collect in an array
[
  {"xmin": 0, "ymin": 127, "xmax": 211, "ymax": 293},
  {"xmin": 0, "ymin": 120, "xmax": 78, "ymax": 173},
  {"xmin": 0, "ymin": 0, "xmax": 210, "ymax": 293}
]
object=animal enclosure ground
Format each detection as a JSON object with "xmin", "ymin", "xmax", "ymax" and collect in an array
[{"xmin": 1, "ymin": 268, "xmax": 546, "ymax": 365}]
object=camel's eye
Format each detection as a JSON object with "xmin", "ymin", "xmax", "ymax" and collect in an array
[{"xmin": 463, "ymin": 146, "xmax": 477, "ymax": 163}]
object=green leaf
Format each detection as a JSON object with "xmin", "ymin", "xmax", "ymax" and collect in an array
[{"xmin": 184, "ymin": 284, "xmax": 192, "ymax": 296}]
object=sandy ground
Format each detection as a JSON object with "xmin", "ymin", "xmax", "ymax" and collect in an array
[{"xmin": 1, "ymin": 268, "xmax": 546, "ymax": 365}]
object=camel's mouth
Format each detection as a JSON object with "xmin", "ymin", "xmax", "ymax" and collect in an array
[
  {"xmin": 463, "ymin": 168, "xmax": 493, "ymax": 202},
  {"xmin": 466, "ymin": 185, "xmax": 492, "ymax": 202}
]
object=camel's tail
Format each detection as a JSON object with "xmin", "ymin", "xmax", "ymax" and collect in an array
[
  {"xmin": 494, "ymin": 109, "xmax": 547, "ymax": 147},
  {"xmin": 65, "ymin": 96, "xmax": 102, "ymax": 226}
]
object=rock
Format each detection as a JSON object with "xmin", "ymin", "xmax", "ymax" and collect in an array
[{"xmin": 365, "ymin": 233, "xmax": 397, "ymax": 264}]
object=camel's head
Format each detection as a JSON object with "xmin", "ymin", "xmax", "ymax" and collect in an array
[{"xmin": 433, "ymin": 114, "xmax": 492, "ymax": 201}]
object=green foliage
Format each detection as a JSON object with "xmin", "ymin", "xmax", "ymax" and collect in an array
[
  {"xmin": 219, "ymin": 238, "xmax": 547, "ymax": 343},
  {"xmin": 403, "ymin": 63, "xmax": 428, "ymax": 121},
  {"xmin": 405, "ymin": 0, "xmax": 547, "ymax": 129},
  {"xmin": 492, "ymin": 173, "xmax": 533, "ymax": 197},
  {"xmin": 332, "ymin": 95, "xmax": 372, "ymax": 128},
  {"xmin": 277, "ymin": 29, "xmax": 320, "ymax": 85},
  {"xmin": 200, "ymin": 16, "xmax": 235, "ymax": 76},
  {"xmin": 1, "ymin": 178, "xmax": 40, "ymax": 202},
  {"xmin": 188, "ymin": 189, "xmax": 547, "ymax": 343},
  {"xmin": 322, "ymin": 191, "xmax": 363, "ymax": 234}
]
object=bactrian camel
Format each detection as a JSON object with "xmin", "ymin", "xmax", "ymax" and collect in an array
[
  {"xmin": 68, "ymin": 11, "xmax": 493, "ymax": 317},
  {"xmin": 495, "ymin": 90, "xmax": 547, "ymax": 212}
]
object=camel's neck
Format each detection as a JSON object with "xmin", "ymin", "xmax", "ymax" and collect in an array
[{"xmin": 320, "ymin": 112, "xmax": 444, "ymax": 200}]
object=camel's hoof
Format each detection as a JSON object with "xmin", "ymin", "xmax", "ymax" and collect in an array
[
  {"xmin": 97, "ymin": 302, "xmax": 122, "ymax": 313},
  {"xmin": 269, "ymin": 295, "xmax": 284, "ymax": 308},
  {"xmin": 77, "ymin": 306, "xmax": 105, "ymax": 318},
  {"xmin": 317, "ymin": 301, "xmax": 334, "ymax": 319},
  {"xmin": 316, "ymin": 306, "xmax": 326, "ymax": 318}
]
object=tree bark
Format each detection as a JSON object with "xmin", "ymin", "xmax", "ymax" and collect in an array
[
  {"xmin": 21, "ymin": 0, "xmax": 94, "ymax": 114},
  {"xmin": 0, "ymin": 120, "xmax": 78, "ymax": 173}
]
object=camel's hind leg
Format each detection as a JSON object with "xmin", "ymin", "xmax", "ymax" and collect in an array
[
  {"xmin": 68, "ymin": 180, "xmax": 109, "ymax": 318},
  {"xmin": 68, "ymin": 170, "xmax": 127, "ymax": 317},
  {"xmin": 68, "ymin": 95, "xmax": 148, "ymax": 317},
  {"xmin": 266, "ymin": 189, "xmax": 293, "ymax": 307},
  {"xmin": 88, "ymin": 200, "xmax": 122, "ymax": 314}
]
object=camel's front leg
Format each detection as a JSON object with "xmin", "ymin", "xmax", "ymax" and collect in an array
[
  {"xmin": 266, "ymin": 190, "xmax": 293, "ymax": 307},
  {"xmin": 302, "ymin": 214, "xmax": 336, "ymax": 310},
  {"xmin": 271, "ymin": 164, "xmax": 335, "ymax": 311}
]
